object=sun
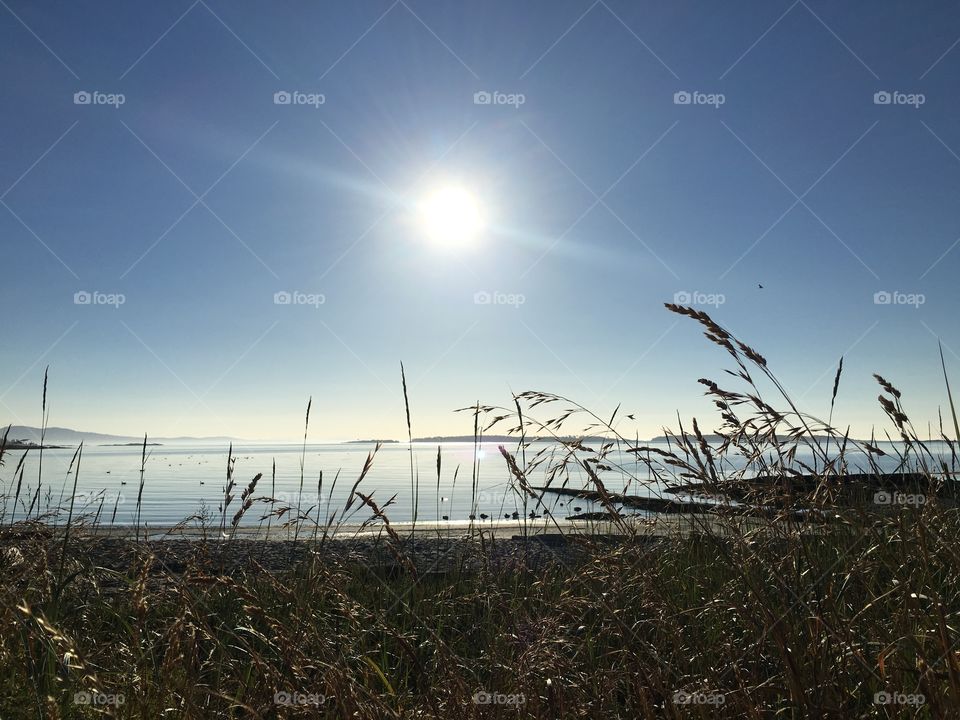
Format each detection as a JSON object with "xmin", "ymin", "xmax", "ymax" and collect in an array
[{"xmin": 418, "ymin": 185, "xmax": 484, "ymax": 247}]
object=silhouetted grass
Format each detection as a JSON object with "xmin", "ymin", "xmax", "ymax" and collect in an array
[{"xmin": 1, "ymin": 305, "xmax": 959, "ymax": 718}]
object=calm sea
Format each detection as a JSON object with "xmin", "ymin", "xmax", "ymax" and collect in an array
[{"xmin": 0, "ymin": 440, "xmax": 952, "ymax": 527}]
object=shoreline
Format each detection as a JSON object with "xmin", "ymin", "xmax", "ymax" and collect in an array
[
  {"xmin": 1, "ymin": 514, "xmax": 822, "ymax": 585},
  {"xmin": 2, "ymin": 513, "xmax": 809, "ymax": 542},
  {"xmin": 2, "ymin": 522, "xmax": 633, "ymax": 579}
]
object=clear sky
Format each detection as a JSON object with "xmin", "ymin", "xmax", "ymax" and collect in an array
[{"xmin": 2, "ymin": 1, "xmax": 959, "ymax": 442}]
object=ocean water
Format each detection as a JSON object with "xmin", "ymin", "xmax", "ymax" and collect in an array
[
  {"xmin": 0, "ymin": 440, "xmax": 953, "ymax": 527},
  {"xmin": 0, "ymin": 441, "xmax": 631, "ymax": 527}
]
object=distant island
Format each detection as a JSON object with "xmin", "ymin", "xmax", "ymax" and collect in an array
[
  {"xmin": 1, "ymin": 425, "xmax": 243, "ymax": 446},
  {"xmin": 101, "ymin": 442, "xmax": 163, "ymax": 447},
  {"xmin": 344, "ymin": 439, "xmax": 400, "ymax": 444},
  {"xmin": 4, "ymin": 439, "xmax": 69, "ymax": 450},
  {"xmin": 649, "ymin": 434, "xmax": 726, "ymax": 443},
  {"xmin": 648, "ymin": 433, "xmax": 882, "ymax": 444},
  {"xmin": 2, "ymin": 425, "xmax": 894, "ymax": 450}
]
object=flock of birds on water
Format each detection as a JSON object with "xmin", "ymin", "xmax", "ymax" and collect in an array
[{"xmin": 451, "ymin": 503, "xmax": 581, "ymax": 522}]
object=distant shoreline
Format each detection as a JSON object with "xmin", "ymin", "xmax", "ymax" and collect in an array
[
  {"xmin": 3, "ymin": 429, "xmax": 934, "ymax": 449},
  {"xmin": 2, "ymin": 515, "xmax": 745, "ymax": 542},
  {"xmin": 100, "ymin": 442, "xmax": 163, "ymax": 447},
  {"xmin": 5, "ymin": 442, "xmax": 70, "ymax": 450}
]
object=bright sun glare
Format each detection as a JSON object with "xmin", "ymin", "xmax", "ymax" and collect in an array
[{"xmin": 418, "ymin": 186, "xmax": 484, "ymax": 247}]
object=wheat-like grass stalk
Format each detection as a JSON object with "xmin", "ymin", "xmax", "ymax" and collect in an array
[{"xmin": 294, "ymin": 397, "xmax": 311, "ymax": 543}]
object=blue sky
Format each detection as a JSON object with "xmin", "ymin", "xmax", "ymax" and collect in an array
[{"xmin": 2, "ymin": 0, "xmax": 959, "ymax": 441}]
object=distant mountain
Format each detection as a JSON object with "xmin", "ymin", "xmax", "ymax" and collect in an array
[
  {"xmin": 3, "ymin": 426, "xmax": 139, "ymax": 445},
  {"xmin": 1, "ymin": 426, "xmax": 241, "ymax": 446}
]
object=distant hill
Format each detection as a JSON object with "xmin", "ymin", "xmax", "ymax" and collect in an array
[{"xmin": 1, "ymin": 426, "xmax": 241, "ymax": 446}]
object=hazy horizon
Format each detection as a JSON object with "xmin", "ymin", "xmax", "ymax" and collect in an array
[{"xmin": 4, "ymin": 2, "xmax": 960, "ymax": 442}]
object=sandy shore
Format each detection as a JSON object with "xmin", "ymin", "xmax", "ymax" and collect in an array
[{"xmin": 1, "ymin": 514, "xmax": 813, "ymax": 580}]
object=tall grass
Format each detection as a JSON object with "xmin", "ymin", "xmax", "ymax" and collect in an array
[
  {"xmin": 34, "ymin": 366, "xmax": 48, "ymax": 521},
  {"xmin": 401, "ymin": 362, "xmax": 417, "ymax": 534},
  {"xmin": 1, "ymin": 304, "xmax": 960, "ymax": 717},
  {"xmin": 133, "ymin": 434, "xmax": 147, "ymax": 542}
]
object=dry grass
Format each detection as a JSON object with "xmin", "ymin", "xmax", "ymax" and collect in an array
[{"xmin": 1, "ymin": 304, "xmax": 959, "ymax": 718}]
